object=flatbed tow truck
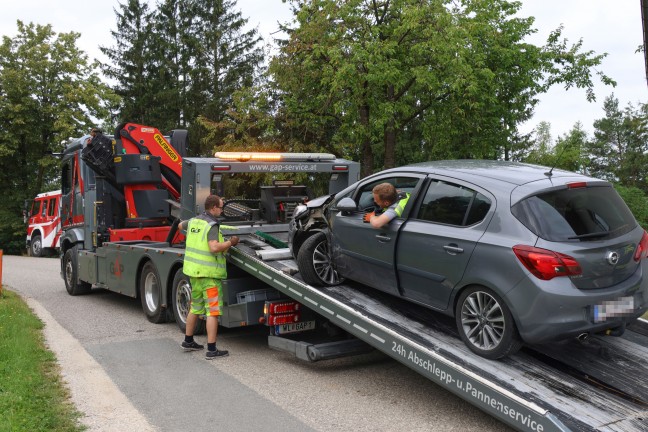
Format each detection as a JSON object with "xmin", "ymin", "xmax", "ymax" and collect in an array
[{"xmin": 59, "ymin": 125, "xmax": 648, "ymax": 432}]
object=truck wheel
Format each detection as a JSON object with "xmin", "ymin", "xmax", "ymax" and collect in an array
[
  {"xmin": 297, "ymin": 231, "xmax": 344, "ymax": 286},
  {"xmin": 455, "ymin": 286, "xmax": 522, "ymax": 359},
  {"xmin": 63, "ymin": 245, "xmax": 92, "ymax": 295},
  {"xmin": 30, "ymin": 234, "xmax": 43, "ymax": 257},
  {"xmin": 171, "ymin": 269, "xmax": 205, "ymax": 335},
  {"xmin": 139, "ymin": 261, "xmax": 166, "ymax": 324}
]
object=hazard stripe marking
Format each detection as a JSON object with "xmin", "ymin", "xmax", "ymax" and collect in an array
[
  {"xmin": 370, "ymin": 333, "xmax": 385, "ymax": 343},
  {"xmin": 303, "ymin": 296, "xmax": 318, "ymax": 306},
  {"xmin": 336, "ymin": 314, "xmax": 351, "ymax": 324},
  {"xmin": 288, "ymin": 287, "xmax": 302, "ymax": 297},
  {"xmin": 353, "ymin": 323, "xmax": 368, "ymax": 333},
  {"xmin": 319, "ymin": 305, "xmax": 334, "ymax": 315}
]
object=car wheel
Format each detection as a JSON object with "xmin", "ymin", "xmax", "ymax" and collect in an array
[
  {"xmin": 291, "ymin": 230, "xmax": 316, "ymax": 260},
  {"xmin": 139, "ymin": 261, "xmax": 166, "ymax": 324},
  {"xmin": 30, "ymin": 234, "xmax": 43, "ymax": 257},
  {"xmin": 63, "ymin": 245, "xmax": 92, "ymax": 295},
  {"xmin": 455, "ymin": 286, "xmax": 522, "ymax": 359},
  {"xmin": 171, "ymin": 269, "xmax": 205, "ymax": 335},
  {"xmin": 297, "ymin": 231, "xmax": 344, "ymax": 286}
]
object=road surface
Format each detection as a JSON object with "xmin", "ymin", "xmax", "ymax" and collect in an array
[{"xmin": 2, "ymin": 254, "xmax": 510, "ymax": 432}]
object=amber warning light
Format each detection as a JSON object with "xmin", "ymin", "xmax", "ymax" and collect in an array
[{"xmin": 214, "ymin": 152, "xmax": 336, "ymax": 162}]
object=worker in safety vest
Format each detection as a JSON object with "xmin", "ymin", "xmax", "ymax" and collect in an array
[
  {"xmin": 363, "ymin": 182, "xmax": 410, "ymax": 229},
  {"xmin": 179, "ymin": 194, "xmax": 239, "ymax": 359}
]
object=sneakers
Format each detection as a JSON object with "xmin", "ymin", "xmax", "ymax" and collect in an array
[
  {"xmin": 181, "ymin": 340, "xmax": 204, "ymax": 351},
  {"xmin": 205, "ymin": 349, "xmax": 229, "ymax": 360}
]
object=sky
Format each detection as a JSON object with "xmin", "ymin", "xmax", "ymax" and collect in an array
[{"xmin": 1, "ymin": 0, "xmax": 646, "ymax": 141}]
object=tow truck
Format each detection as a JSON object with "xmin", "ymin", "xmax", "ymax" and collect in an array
[{"xmin": 58, "ymin": 124, "xmax": 648, "ymax": 432}]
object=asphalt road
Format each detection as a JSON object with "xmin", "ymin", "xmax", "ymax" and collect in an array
[{"xmin": 2, "ymin": 254, "xmax": 511, "ymax": 432}]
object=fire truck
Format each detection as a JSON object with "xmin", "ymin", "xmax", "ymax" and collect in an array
[
  {"xmin": 58, "ymin": 123, "xmax": 648, "ymax": 432},
  {"xmin": 26, "ymin": 190, "xmax": 62, "ymax": 257}
]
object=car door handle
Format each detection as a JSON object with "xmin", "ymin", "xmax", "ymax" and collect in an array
[
  {"xmin": 376, "ymin": 234, "xmax": 391, "ymax": 242},
  {"xmin": 443, "ymin": 245, "xmax": 463, "ymax": 254}
]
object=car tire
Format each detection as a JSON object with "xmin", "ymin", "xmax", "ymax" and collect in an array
[
  {"xmin": 63, "ymin": 245, "xmax": 92, "ymax": 295},
  {"xmin": 30, "ymin": 234, "xmax": 43, "ymax": 257},
  {"xmin": 139, "ymin": 261, "xmax": 167, "ymax": 324},
  {"xmin": 171, "ymin": 269, "xmax": 205, "ymax": 335},
  {"xmin": 291, "ymin": 230, "xmax": 316, "ymax": 260},
  {"xmin": 297, "ymin": 231, "xmax": 344, "ymax": 286},
  {"xmin": 455, "ymin": 286, "xmax": 522, "ymax": 359}
]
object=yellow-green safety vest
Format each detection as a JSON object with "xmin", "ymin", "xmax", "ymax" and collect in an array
[
  {"xmin": 383, "ymin": 193, "xmax": 410, "ymax": 217},
  {"xmin": 183, "ymin": 217, "xmax": 227, "ymax": 278}
]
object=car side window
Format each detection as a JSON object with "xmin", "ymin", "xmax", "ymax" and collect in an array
[
  {"xmin": 48, "ymin": 198, "xmax": 57, "ymax": 216},
  {"xmin": 355, "ymin": 177, "xmax": 420, "ymax": 211},
  {"xmin": 416, "ymin": 180, "xmax": 491, "ymax": 226}
]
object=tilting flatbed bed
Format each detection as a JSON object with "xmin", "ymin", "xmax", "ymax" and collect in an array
[{"xmin": 227, "ymin": 229, "xmax": 648, "ymax": 432}]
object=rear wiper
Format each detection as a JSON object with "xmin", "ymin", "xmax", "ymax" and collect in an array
[{"xmin": 568, "ymin": 231, "xmax": 610, "ymax": 240}]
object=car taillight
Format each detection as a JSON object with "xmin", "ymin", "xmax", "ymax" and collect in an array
[
  {"xmin": 513, "ymin": 245, "xmax": 582, "ymax": 280},
  {"xmin": 633, "ymin": 231, "xmax": 648, "ymax": 261}
]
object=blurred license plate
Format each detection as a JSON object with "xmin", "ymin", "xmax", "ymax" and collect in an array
[
  {"xmin": 593, "ymin": 296, "xmax": 634, "ymax": 323},
  {"xmin": 276, "ymin": 320, "xmax": 315, "ymax": 334}
]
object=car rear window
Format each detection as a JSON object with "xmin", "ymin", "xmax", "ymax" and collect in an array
[{"xmin": 511, "ymin": 185, "xmax": 636, "ymax": 241}]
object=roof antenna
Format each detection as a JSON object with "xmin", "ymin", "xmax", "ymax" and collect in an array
[{"xmin": 544, "ymin": 142, "xmax": 569, "ymax": 178}]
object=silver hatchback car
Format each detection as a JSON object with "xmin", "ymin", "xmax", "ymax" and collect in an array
[{"xmin": 288, "ymin": 160, "xmax": 648, "ymax": 359}]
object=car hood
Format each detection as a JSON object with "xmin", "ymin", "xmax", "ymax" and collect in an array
[{"xmin": 305, "ymin": 194, "xmax": 333, "ymax": 209}]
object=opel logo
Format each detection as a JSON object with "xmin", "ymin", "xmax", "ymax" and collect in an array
[{"xmin": 606, "ymin": 251, "xmax": 620, "ymax": 266}]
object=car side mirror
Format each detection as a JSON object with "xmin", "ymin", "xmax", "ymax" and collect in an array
[{"xmin": 337, "ymin": 197, "xmax": 358, "ymax": 215}]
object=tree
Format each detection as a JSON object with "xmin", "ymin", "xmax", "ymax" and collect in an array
[
  {"xmin": 101, "ymin": 0, "xmax": 157, "ymax": 126},
  {"xmin": 0, "ymin": 21, "xmax": 117, "ymax": 253},
  {"xmin": 190, "ymin": 0, "xmax": 265, "ymax": 155},
  {"xmin": 585, "ymin": 95, "xmax": 648, "ymax": 189},
  {"xmin": 265, "ymin": 0, "xmax": 613, "ymax": 176}
]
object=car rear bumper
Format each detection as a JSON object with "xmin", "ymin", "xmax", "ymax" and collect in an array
[{"xmin": 506, "ymin": 262, "xmax": 648, "ymax": 344}]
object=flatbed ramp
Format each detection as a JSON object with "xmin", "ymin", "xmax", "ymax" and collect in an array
[{"xmin": 229, "ymin": 236, "xmax": 648, "ymax": 432}]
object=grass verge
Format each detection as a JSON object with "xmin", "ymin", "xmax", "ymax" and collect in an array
[{"xmin": 0, "ymin": 288, "xmax": 85, "ymax": 432}]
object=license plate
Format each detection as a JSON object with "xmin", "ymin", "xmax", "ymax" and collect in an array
[
  {"xmin": 276, "ymin": 320, "xmax": 316, "ymax": 334},
  {"xmin": 593, "ymin": 296, "xmax": 634, "ymax": 323}
]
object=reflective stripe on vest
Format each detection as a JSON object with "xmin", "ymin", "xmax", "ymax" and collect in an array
[
  {"xmin": 394, "ymin": 193, "xmax": 410, "ymax": 217},
  {"xmin": 383, "ymin": 193, "xmax": 411, "ymax": 217},
  {"xmin": 183, "ymin": 217, "xmax": 227, "ymax": 278}
]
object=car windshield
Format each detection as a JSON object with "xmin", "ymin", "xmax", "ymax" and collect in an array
[{"xmin": 511, "ymin": 185, "xmax": 636, "ymax": 241}]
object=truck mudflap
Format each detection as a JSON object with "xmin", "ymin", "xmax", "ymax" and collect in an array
[{"xmin": 228, "ymin": 242, "xmax": 648, "ymax": 432}]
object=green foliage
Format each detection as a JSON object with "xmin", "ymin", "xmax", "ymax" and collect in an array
[
  {"xmin": 102, "ymin": 0, "xmax": 265, "ymax": 155},
  {"xmin": 0, "ymin": 21, "xmax": 118, "ymax": 254},
  {"xmin": 524, "ymin": 122, "xmax": 588, "ymax": 172},
  {"xmin": 615, "ymin": 184, "xmax": 648, "ymax": 230},
  {"xmin": 0, "ymin": 290, "xmax": 84, "ymax": 431},
  {"xmin": 253, "ymin": 0, "xmax": 614, "ymax": 176},
  {"xmin": 584, "ymin": 95, "xmax": 648, "ymax": 190}
]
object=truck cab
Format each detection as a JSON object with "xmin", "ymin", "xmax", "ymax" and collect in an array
[{"xmin": 26, "ymin": 190, "xmax": 62, "ymax": 257}]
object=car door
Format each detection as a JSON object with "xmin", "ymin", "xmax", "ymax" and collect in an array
[
  {"xmin": 396, "ymin": 176, "xmax": 494, "ymax": 311},
  {"xmin": 330, "ymin": 174, "xmax": 425, "ymax": 296}
]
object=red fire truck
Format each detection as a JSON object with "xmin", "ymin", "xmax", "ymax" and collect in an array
[{"xmin": 26, "ymin": 190, "xmax": 62, "ymax": 257}]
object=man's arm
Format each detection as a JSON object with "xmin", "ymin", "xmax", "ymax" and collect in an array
[
  {"xmin": 208, "ymin": 237, "xmax": 238, "ymax": 253},
  {"xmin": 368, "ymin": 212, "xmax": 395, "ymax": 228}
]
